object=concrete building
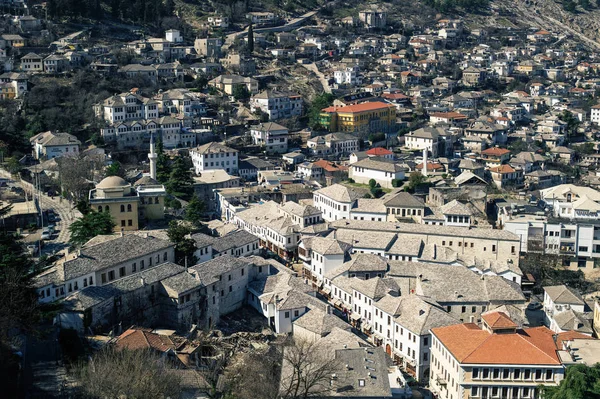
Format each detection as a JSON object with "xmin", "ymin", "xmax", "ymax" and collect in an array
[
  {"xmin": 250, "ymin": 90, "xmax": 303, "ymax": 120},
  {"xmin": 30, "ymin": 131, "xmax": 80, "ymax": 160},
  {"xmin": 250, "ymin": 122, "xmax": 289, "ymax": 154},
  {"xmin": 190, "ymin": 142, "xmax": 239, "ymax": 175}
]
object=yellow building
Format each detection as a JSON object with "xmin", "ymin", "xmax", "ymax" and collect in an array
[
  {"xmin": 90, "ymin": 176, "xmax": 141, "ymax": 231},
  {"xmin": 594, "ymin": 298, "xmax": 600, "ymax": 337},
  {"xmin": 319, "ymin": 101, "xmax": 396, "ymax": 135}
]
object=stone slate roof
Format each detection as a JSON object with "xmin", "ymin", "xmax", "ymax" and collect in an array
[
  {"xmin": 382, "ymin": 191, "xmax": 425, "ymax": 208},
  {"xmin": 293, "ymin": 307, "xmax": 352, "ymax": 337},
  {"xmin": 62, "ymin": 234, "xmax": 174, "ymax": 281},
  {"xmin": 188, "ymin": 255, "xmax": 250, "ymax": 286},
  {"xmin": 351, "ymin": 157, "xmax": 407, "ymax": 173},
  {"xmin": 544, "ymin": 285, "xmax": 586, "ymax": 306},
  {"xmin": 211, "ymin": 230, "xmax": 258, "ymax": 254},
  {"xmin": 161, "ymin": 271, "xmax": 203, "ymax": 295},
  {"xmin": 314, "ymin": 183, "xmax": 368, "ymax": 203}
]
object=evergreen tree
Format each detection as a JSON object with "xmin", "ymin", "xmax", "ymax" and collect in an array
[
  {"xmin": 540, "ymin": 364, "xmax": 600, "ymax": 399},
  {"xmin": 156, "ymin": 137, "xmax": 170, "ymax": 183},
  {"xmin": 164, "ymin": 0, "xmax": 175, "ymax": 15},
  {"xmin": 248, "ymin": 22, "xmax": 254, "ymax": 53},
  {"xmin": 69, "ymin": 211, "xmax": 115, "ymax": 247},
  {"xmin": 166, "ymin": 157, "xmax": 194, "ymax": 200},
  {"xmin": 110, "ymin": 0, "xmax": 120, "ymax": 18},
  {"xmin": 47, "ymin": 0, "xmax": 58, "ymax": 18},
  {"xmin": 167, "ymin": 221, "xmax": 196, "ymax": 266},
  {"xmin": 184, "ymin": 195, "xmax": 206, "ymax": 227}
]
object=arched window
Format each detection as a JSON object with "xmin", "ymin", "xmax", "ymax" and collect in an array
[
  {"xmin": 120, "ymin": 205, "xmax": 125, "ymax": 212},
  {"xmin": 98, "ymin": 206, "xmax": 102, "ymax": 212},
  {"xmin": 127, "ymin": 204, "xmax": 132, "ymax": 212},
  {"xmin": 105, "ymin": 206, "xmax": 109, "ymax": 212}
]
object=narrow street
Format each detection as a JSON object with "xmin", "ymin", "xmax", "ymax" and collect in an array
[{"xmin": 300, "ymin": 62, "xmax": 332, "ymax": 94}]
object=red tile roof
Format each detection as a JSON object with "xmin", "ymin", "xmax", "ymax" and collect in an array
[
  {"xmin": 482, "ymin": 311, "xmax": 518, "ymax": 329},
  {"xmin": 366, "ymin": 147, "xmax": 393, "ymax": 156},
  {"xmin": 481, "ymin": 147, "xmax": 511, "ymax": 156},
  {"xmin": 313, "ymin": 159, "xmax": 347, "ymax": 172},
  {"xmin": 555, "ymin": 331, "xmax": 596, "ymax": 349},
  {"xmin": 430, "ymin": 112, "xmax": 468, "ymax": 120},
  {"xmin": 415, "ymin": 162, "xmax": 443, "ymax": 170},
  {"xmin": 322, "ymin": 101, "xmax": 394, "ymax": 114},
  {"xmin": 432, "ymin": 323, "xmax": 561, "ymax": 365},
  {"xmin": 116, "ymin": 328, "xmax": 175, "ymax": 353},
  {"xmin": 489, "ymin": 164, "xmax": 517, "ymax": 174}
]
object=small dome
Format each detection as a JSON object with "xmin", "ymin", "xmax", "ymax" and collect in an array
[
  {"xmin": 134, "ymin": 176, "xmax": 159, "ymax": 187},
  {"xmin": 97, "ymin": 176, "xmax": 129, "ymax": 189}
]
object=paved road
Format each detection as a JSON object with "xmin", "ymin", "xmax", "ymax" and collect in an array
[
  {"xmin": 300, "ymin": 62, "xmax": 331, "ymax": 94},
  {"xmin": 0, "ymin": 168, "xmax": 81, "ymax": 255}
]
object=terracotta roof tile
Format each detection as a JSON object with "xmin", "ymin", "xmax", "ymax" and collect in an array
[{"xmin": 432, "ymin": 323, "xmax": 560, "ymax": 365}]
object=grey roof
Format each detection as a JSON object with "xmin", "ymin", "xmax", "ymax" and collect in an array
[
  {"xmin": 330, "ymin": 347, "xmax": 392, "ymax": 398},
  {"xmin": 188, "ymin": 255, "xmax": 251, "ymax": 286},
  {"xmin": 386, "ymin": 236, "xmax": 423, "ymax": 256},
  {"xmin": 192, "ymin": 141, "xmax": 238, "ymax": 155},
  {"xmin": 346, "ymin": 253, "xmax": 389, "ymax": 273},
  {"xmin": 351, "ymin": 157, "xmax": 407, "ymax": 173},
  {"xmin": 238, "ymin": 157, "xmax": 275, "ymax": 170},
  {"xmin": 62, "ymin": 235, "xmax": 174, "ymax": 281},
  {"xmin": 191, "ymin": 232, "xmax": 216, "ymax": 249},
  {"xmin": 544, "ymin": 285, "xmax": 585, "ymax": 305},
  {"xmin": 553, "ymin": 309, "xmax": 593, "ymax": 334},
  {"xmin": 63, "ymin": 262, "xmax": 185, "ymax": 311},
  {"xmin": 388, "ymin": 261, "xmax": 525, "ymax": 304},
  {"xmin": 211, "ymin": 230, "xmax": 258, "ymax": 254},
  {"xmin": 382, "ymin": 191, "xmax": 425, "ymax": 208},
  {"xmin": 351, "ymin": 198, "xmax": 387, "ymax": 214},
  {"xmin": 314, "ymin": 183, "xmax": 368, "ymax": 203},
  {"xmin": 329, "ymin": 219, "xmax": 520, "ymax": 241},
  {"xmin": 161, "ymin": 271, "xmax": 202, "ymax": 295},
  {"xmin": 280, "ymin": 201, "xmax": 321, "ymax": 218},
  {"xmin": 331, "ymin": 229, "xmax": 397, "ymax": 251},
  {"xmin": 301, "ymin": 236, "xmax": 351, "ymax": 255},
  {"xmin": 351, "ymin": 277, "xmax": 400, "ymax": 301},
  {"xmin": 440, "ymin": 199, "xmax": 472, "ymax": 216},
  {"xmin": 293, "ymin": 307, "xmax": 352, "ymax": 336},
  {"xmin": 393, "ymin": 295, "xmax": 459, "ymax": 335}
]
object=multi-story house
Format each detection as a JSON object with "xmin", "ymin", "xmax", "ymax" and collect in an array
[
  {"xmin": 430, "ymin": 311, "xmax": 564, "ymax": 399},
  {"xmin": 462, "ymin": 66, "xmax": 487, "ymax": 87},
  {"xmin": 231, "ymin": 200, "xmax": 321, "ymax": 260},
  {"xmin": 372, "ymin": 295, "xmax": 459, "ymax": 381},
  {"xmin": 404, "ymin": 127, "xmax": 445, "ymax": 158},
  {"xmin": 591, "ymin": 104, "xmax": 600, "ymax": 125},
  {"xmin": 30, "ymin": 131, "xmax": 80, "ymax": 160},
  {"xmin": 313, "ymin": 183, "xmax": 369, "ymax": 221},
  {"xmin": 250, "ymin": 90, "xmax": 303, "ymax": 120},
  {"xmin": 193, "ymin": 38, "xmax": 223, "ymax": 58},
  {"xmin": 349, "ymin": 157, "xmax": 407, "ymax": 189},
  {"xmin": 20, "ymin": 52, "xmax": 43, "ymax": 72},
  {"xmin": 89, "ymin": 176, "xmax": 166, "ymax": 232},
  {"xmin": 334, "ymin": 67, "xmax": 362, "ymax": 85},
  {"xmin": 34, "ymin": 233, "xmax": 175, "ymax": 303},
  {"xmin": 489, "ymin": 164, "xmax": 524, "ymax": 189},
  {"xmin": 319, "ymin": 102, "xmax": 396, "ymax": 136},
  {"xmin": 208, "ymin": 74, "xmax": 259, "ymax": 95},
  {"xmin": 543, "ymin": 285, "xmax": 592, "ymax": 335},
  {"xmin": 43, "ymin": 54, "xmax": 69, "ymax": 73},
  {"xmin": 306, "ymin": 133, "xmax": 359, "ymax": 157},
  {"xmin": 358, "ymin": 10, "xmax": 387, "ymax": 28},
  {"xmin": 250, "ymin": 122, "xmax": 289, "ymax": 154},
  {"xmin": 95, "ymin": 91, "xmax": 159, "ymax": 124},
  {"xmin": 299, "ymin": 236, "xmax": 351, "ymax": 286},
  {"xmin": 190, "ymin": 142, "xmax": 239, "ymax": 175},
  {"xmin": 0, "ymin": 72, "xmax": 28, "ymax": 98},
  {"xmin": 480, "ymin": 147, "xmax": 511, "ymax": 167}
]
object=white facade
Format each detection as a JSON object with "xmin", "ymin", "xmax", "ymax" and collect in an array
[
  {"xmin": 334, "ymin": 67, "xmax": 362, "ymax": 85},
  {"xmin": 250, "ymin": 123, "xmax": 289, "ymax": 154},
  {"xmin": 250, "ymin": 91, "xmax": 303, "ymax": 120},
  {"xmin": 190, "ymin": 143, "xmax": 239, "ymax": 175},
  {"xmin": 313, "ymin": 192, "xmax": 354, "ymax": 221},
  {"xmin": 349, "ymin": 164, "xmax": 405, "ymax": 189},
  {"xmin": 591, "ymin": 106, "xmax": 600, "ymax": 125}
]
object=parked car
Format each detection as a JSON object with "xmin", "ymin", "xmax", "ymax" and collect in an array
[
  {"xmin": 48, "ymin": 214, "xmax": 56, "ymax": 223},
  {"xmin": 47, "ymin": 224, "xmax": 56, "ymax": 234},
  {"xmin": 41, "ymin": 227, "xmax": 51, "ymax": 240},
  {"xmin": 527, "ymin": 302, "xmax": 542, "ymax": 310}
]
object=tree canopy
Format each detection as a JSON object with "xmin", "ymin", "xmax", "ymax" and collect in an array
[
  {"xmin": 308, "ymin": 93, "xmax": 335, "ymax": 129},
  {"xmin": 75, "ymin": 347, "xmax": 182, "ymax": 398},
  {"xmin": 166, "ymin": 157, "xmax": 194, "ymax": 200},
  {"xmin": 540, "ymin": 363, "xmax": 600, "ymax": 399},
  {"xmin": 69, "ymin": 211, "xmax": 116, "ymax": 247},
  {"xmin": 185, "ymin": 195, "xmax": 206, "ymax": 227},
  {"xmin": 167, "ymin": 221, "xmax": 197, "ymax": 266}
]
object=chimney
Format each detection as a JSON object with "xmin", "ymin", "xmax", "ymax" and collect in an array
[{"xmin": 422, "ymin": 148, "xmax": 428, "ymax": 177}]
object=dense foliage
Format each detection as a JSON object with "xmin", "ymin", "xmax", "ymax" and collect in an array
[
  {"xmin": 69, "ymin": 211, "xmax": 116, "ymax": 247},
  {"xmin": 540, "ymin": 364, "xmax": 600, "ymax": 399},
  {"xmin": 46, "ymin": 0, "xmax": 175, "ymax": 24}
]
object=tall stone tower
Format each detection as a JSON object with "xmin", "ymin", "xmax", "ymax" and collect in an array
[{"xmin": 149, "ymin": 133, "xmax": 157, "ymax": 180}]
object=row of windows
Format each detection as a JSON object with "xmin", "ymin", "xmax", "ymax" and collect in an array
[
  {"xmin": 100, "ymin": 252, "xmax": 169, "ymax": 284},
  {"xmin": 470, "ymin": 386, "xmax": 536, "ymax": 398},
  {"xmin": 472, "ymin": 367, "xmax": 553, "ymax": 382}
]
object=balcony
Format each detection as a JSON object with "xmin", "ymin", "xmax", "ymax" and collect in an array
[{"xmin": 560, "ymin": 245, "xmax": 576, "ymax": 255}]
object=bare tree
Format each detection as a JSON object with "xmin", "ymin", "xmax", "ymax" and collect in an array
[
  {"xmin": 57, "ymin": 155, "xmax": 97, "ymax": 201},
  {"xmin": 279, "ymin": 338, "xmax": 341, "ymax": 399},
  {"xmin": 74, "ymin": 347, "xmax": 181, "ymax": 398},
  {"xmin": 224, "ymin": 345, "xmax": 281, "ymax": 399}
]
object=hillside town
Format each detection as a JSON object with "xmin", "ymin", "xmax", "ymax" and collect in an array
[{"xmin": 3, "ymin": 0, "xmax": 600, "ymax": 398}]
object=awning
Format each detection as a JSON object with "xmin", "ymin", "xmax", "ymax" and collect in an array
[
  {"xmin": 333, "ymin": 299, "xmax": 342, "ymax": 307},
  {"xmin": 362, "ymin": 323, "xmax": 373, "ymax": 331},
  {"xmin": 350, "ymin": 313, "xmax": 362, "ymax": 321},
  {"xmin": 321, "ymin": 287, "xmax": 331, "ymax": 294}
]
